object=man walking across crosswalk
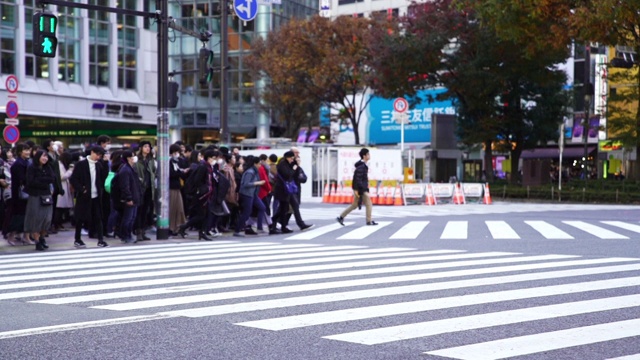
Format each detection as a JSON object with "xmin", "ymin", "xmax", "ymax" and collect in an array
[{"xmin": 337, "ymin": 148, "xmax": 378, "ymax": 226}]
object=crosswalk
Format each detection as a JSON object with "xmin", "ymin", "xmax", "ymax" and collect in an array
[
  {"xmin": 1, "ymin": 241, "xmax": 639, "ymax": 358},
  {"xmin": 284, "ymin": 219, "xmax": 640, "ymax": 241}
]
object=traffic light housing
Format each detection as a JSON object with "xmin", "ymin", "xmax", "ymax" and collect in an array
[
  {"xmin": 33, "ymin": 11, "xmax": 58, "ymax": 58},
  {"xmin": 198, "ymin": 48, "xmax": 214, "ymax": 85},
  {"xmin": 167, "ymin": 81, "xmax": 180, "ymax": 108}
]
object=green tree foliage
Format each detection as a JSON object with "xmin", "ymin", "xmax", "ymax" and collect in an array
[
  {"xmin": 370, "ymin": 0, "xmax": 569, "ymax": 183},
  {"xmin": 246, "ymin": 16, "xmax": 379, "ymax": 144}
]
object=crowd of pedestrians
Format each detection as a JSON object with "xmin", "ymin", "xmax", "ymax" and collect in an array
[{"xmin": 0, "ymin": 137, "xmax": 313, "ymax": 251}]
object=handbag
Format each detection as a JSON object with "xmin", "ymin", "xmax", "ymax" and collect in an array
[
  {"xmin": 278, "ymin": 174, "xmax": 298, "ymax": 195},
  {"xmin": 40, "ymin": 194, "xmax": 53, "ymax": 206}
]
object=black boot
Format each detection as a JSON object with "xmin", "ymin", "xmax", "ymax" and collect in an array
[
  {"xmin": 40, "ymin": 238, "xmax": 49, "ymax": 249},
  {"xmin": 198, "ymin": 231, "xmax": 212, "ymax": 241},
  {"xmin": 35, "ymin": 239, "xmax": 46, "ymax": 251}
]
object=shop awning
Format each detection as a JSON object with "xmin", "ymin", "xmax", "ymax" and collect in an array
[{"xmin": 521, "ymin": 146, "xmax": 596, "ymax": 159}]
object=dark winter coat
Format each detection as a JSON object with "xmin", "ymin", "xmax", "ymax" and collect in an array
[
  {"xmin": 273, "ymin": 159, "xmax": 295, "ymax": 202},
  {"xmin": 118, "ymin": 163, "xmax": 143, "ymax": 206},
  {"xmin": 10, "ymin": 157, "xmax": 29, "ymax": 215},
  {"xmin": 169, "ymin": 158, "xmax": 187, "ymax": 190},
  {"xmin": 45, "ymin": 152, "xmax": 63, "ymax": 195},
  {"xmin": 25, "ymin": 163, "xmax": 55, "ymax": 196},
  {"xmin": 352, "ymin": 160, "xmax": 369, "ymax": 194},
  {"xmin": 69, "ymin": 159, "xmax": 107, "ymax": 222},
  {"xmin": 184, "ymin": 161, "xmax": 211, "ymax": 206}
]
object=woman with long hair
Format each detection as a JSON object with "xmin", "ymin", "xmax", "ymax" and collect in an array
[
  {"xmin": 134, "ymin": 141, "xmax": 156, "ymax": 241},
  {"xmin": 5, "ymin": 143, "xmax": 31, "ymax": 246},
  {"xmin": 24, "ymin": 149, "xmax": 56, "ymax": 251}
]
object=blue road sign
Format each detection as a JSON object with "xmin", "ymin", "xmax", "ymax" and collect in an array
[
  {"xmin": 234, "ymin": 0, "xmax": 257, "ymax": 21},
  {"xmin": 6, "ymin": 100, "xmax": 18, "ymax": 118},
  {"xmin": 3, "ymin": 125, "xmax": 19, "ymax": 144}
]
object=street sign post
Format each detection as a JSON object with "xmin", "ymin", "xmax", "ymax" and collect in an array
[
  {"xmin": 234, "ymin": 0, "xmax": 257, "ymax": 21},
  {"xmin": 393, "ymin": 98, "xmax": 409, "ymax": 152},
  {"xmin": 5, "ymin": 75, "xmax": 18, "ymax": 94},
  {"xmin": 3, "ymin": 125, "xmax": 20, "ymax": 144},
  {"xmin": 6, "ymin": 100, "xmax": 18, "ymax": 118}
]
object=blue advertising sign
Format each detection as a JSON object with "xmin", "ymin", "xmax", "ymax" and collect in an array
[
  {"xmin": 366, "ymin": 88, "xmax": 455, "ymax": 145},
  {"xmin": 234, "ymin": 0, "xmax": 258, "ymax": 21}
]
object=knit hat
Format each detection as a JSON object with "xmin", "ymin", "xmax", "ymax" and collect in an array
[
  {"xmin": 139, "ymin": 140, "xmax": 152, "ymax": 149},
  {"xmin": 283, "ymin": 151, "xmax": 295, "ymax": 158}
]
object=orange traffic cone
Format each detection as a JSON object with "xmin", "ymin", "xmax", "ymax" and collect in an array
[
  {"xmin": 370, "ymin": 185, "xmax": 378, "ymax": 205},
  {"xmin": 329, "ymin": 183, "xmax": 338, "ymax": 203},
  {"xmin": 322, "ymin": 183, "xmax": 330, "ymax": 203},
  {"xmin": 393, "ymin": 185, "xmax": 404, "ymax": 206},
  {"xmin": 453, "ymin": 183, "xmax": 466, "ymax": 205},
  {"xmin": 483, "ymin": 183, "xmax": 492, "ymax": 205},
  {"xmin": 425, "ymin": 184, "xmax": 437, "ymax": 205},
  {"xmin": 385, "ymin": 186, "xmax": 395, "ymax": 205}
]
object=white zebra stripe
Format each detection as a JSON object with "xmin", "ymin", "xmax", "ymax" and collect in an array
[
  {"xmin": 563, "ymin": 221, "xmax": 629, "ymax": 239},
  {"xmin": 441, "ymin": 221, "xmax": 467, "ymax": 239},
  {"xmin": 525, "ymin": 221, "xmax": 574, "ymax": 239},
  {"xmin": 486, "ymin": 221, "xmax": 520, "ymax": 239},
  {"xmin": 425, "ymin": 318, "xmax": 640, "ymax": 360},
  {"xmin": 336, "ymin": 221, "xmax": 392, "ymax": 240},
  {"xmin": 389, "ymin": 221, "xmax": 430, "ymax": 240}
]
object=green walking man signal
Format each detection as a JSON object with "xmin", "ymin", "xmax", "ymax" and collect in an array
[{"xmin": 33, "ymin": 11, "xmax": 58, "ymax": 58}]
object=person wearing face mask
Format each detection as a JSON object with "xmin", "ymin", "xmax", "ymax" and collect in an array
[
  {"xmin": 178, "ymin": 150, "xmax": 216, "ymax": 240},
  {"xmin": 169, "ymin": 144, "xmax": 188, "ymax": 236},
  {"xmin": 205, "ymin": 152, "xmax": 228, "ymax": 238},
  {"xmin": 117, "ymin": 150, "xmax": 142, "ymax": 243},
  {"xmin": 69, "ymin": 146, "xmax": 109, "ymax": 248}
]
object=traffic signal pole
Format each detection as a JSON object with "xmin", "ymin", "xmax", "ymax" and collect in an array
[{"xmin": 37, "ymin": 0, "xmax": 211, "ymax": 240}]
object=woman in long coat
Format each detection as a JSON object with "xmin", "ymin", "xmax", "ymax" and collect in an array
[
  {"xmin": 24, "ymin": 150, "xmax": 56, "ymax": 251},
  {"xmin": 6, "ymin": 143, "xmax": 31, "ymax": 245},
  {"xmin": 270, "ymin": 151, "xmax": 296, "ymax": 234},
  {"xmin": 54, "ymin": 151, "xmax": 74, "ymax": 229}
]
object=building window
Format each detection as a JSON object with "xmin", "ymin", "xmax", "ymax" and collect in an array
[
  {"xmin": 24, "ymin": 0, "xmax": 48, "ymax": 79},
  {"xmin": 57, "ymin": 6, "xmax": 81, "ymax": 83},
  {"xmin": 117, "ymin": 0, "xmax": 137, "ymax": 89},
  {"xmin": 89, "ymin": 0, "xmax": 109, "ymax": 86},
  {"xmin": 0, "ymin": 1, "xmax": 16, "ymax": 75}
]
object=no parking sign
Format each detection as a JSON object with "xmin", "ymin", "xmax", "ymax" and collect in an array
[{"xmin": 3, "ymin": 125, "xmax": 20, "ymax": 144}]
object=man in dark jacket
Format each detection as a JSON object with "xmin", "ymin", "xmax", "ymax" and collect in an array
[
  {"xmin": 117, "ymin": 150, "xmax": 143, "ymax": 243},
  {"xmin": 336, "ymin": 148, "xmax": 378, "ymax": 226},
  {"xmin": 70, "ymin": 146, "xmax": 109, "ymax": 248}
]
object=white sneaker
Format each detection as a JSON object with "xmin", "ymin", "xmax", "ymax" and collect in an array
[{"xmin": 81, "ymin": 229, "xmax": 89, "ymax": 236}]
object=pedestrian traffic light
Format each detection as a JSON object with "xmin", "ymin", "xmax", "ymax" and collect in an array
[
  {"xmin": 198, "ymin": 48, "xmax": 214, "ymax": 85},
  {"xmin": 167, "ymin": 81, "xmax": 180, "ymax": 108},
  {"xmin": 33, "ymin": 11, "xmax": 58, "ymax": 58}
]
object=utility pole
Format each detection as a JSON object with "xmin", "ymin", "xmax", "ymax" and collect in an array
[
  {"xmin": 220, "ymin": 0, "xmax": 230, "ymax": 145},
  {"xmin": 156, "ymin": 0, "xmax": 170, "ymax": 239}
]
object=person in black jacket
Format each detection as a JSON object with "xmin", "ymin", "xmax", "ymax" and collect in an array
[
  {"xmin": 117, "ymin": 150, "xmax": 143, "ymax": 243},
  {"xmin": 5, "ymin": 143, "xmax": 31, "ymax": 245},
  {"xmin": 169, "ymin": 144, "xmax": 188, "ymax": 236},
  {"xmin": 24, "ymin": 150, "xmax": 56, "ymax": 251},
  {"xmin": 336, "ymin": 148, "xmax": 378, "ymax": 226},
  {"xmin": 70, "ymin": 146, "xmax": 109, "ymax": 248},
  {"xmin": 270, "ymin": 151, "xmax": 312, "ymax": 234},
  {"xmin": 178, "ymin": 150, "xmax": 216, "ymax": 240}
]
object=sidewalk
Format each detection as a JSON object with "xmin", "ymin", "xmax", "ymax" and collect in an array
[{"xmin": 0, "ymin": 228, "xmax": 224, "ymax": 255}]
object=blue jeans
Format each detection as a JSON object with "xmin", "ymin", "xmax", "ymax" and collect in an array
[
  {"xmin": 236, "ymin": 194, "xmax": 265, "ymax": 232},
  {"xmin": 120, "ymin": 205, "xmax": 137, "ymax": 241},
  {"xmin": 106, "ymin": 199, "xmax": 121, "ymax": 235}
]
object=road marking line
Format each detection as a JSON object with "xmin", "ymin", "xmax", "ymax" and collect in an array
[
  {"xmin": 525, "ymin": 221, "xmax": 574, "ymax": 239},
  {"xmin": 563, "ymin": 221, "xmax": 629, "ymax": 239},
  {"xmin": 486, "ymin": 221, "xmax": 520, "ymax": 239},
  {"xmin": 337, "ymin": 221, "xmax": 392, "ymax": 240},
  {"xmin": 607, "ymin": 354, "xmax": 640, "ymax": 360},
  {"xmin": 441, "ymin": 221, "xmax": 467, "ymax": 239},
  {"xmin": 159, "ymin": 256, "xmax": 638, "ymax": 318},
  {"xmin": 425, "ymin": 318, "xmax": 640, "ymax": 360},
  {"xmin": 237, "ymin": 263, "xmax": 640, "ymax": 331},
  {"xmin": 0, "ymin": 244, "xmax": 326, "ymax": 275},
  {"xmin": 601, "ymin": 221, "xmax": 640, "ymax": 234},
  {"xmin": 324, "ymin": 287, "xmax": 640, "ymax": 344},
  {"xmin": 0, "ymin": 314, "xmax": 177, "ymax": 340},
  {"xmin": 0, "ymin": 247, "xmax": 414, "ymax": 293},
  {"xmin": 389, "ymin": 221, "xmax": 430, "ymax": 239},
  {"xmin": 33, "ymin": 252, "xmax": 509, "ymax": 304},
  {"xmin": 285, "ymin": 222, "xmax": 355, "ymax": 240}
]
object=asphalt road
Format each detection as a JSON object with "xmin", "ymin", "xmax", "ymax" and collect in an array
[{"xmin": 1, "ymin": 201, "xmax": 639, "ymax": 360}]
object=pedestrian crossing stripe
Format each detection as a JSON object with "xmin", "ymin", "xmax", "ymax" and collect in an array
[
  {"xmin": 1, "ymin": 241, "xmax": 639, "ymax": 359},
  {"xmin": 283, "ymin": 220, "xmax": 640, "ymax": 241}
]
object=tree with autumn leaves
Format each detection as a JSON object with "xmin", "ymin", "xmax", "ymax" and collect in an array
[{"xmin": 246, "ymin": 16, "xmax": 380, "ymax": 143}]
